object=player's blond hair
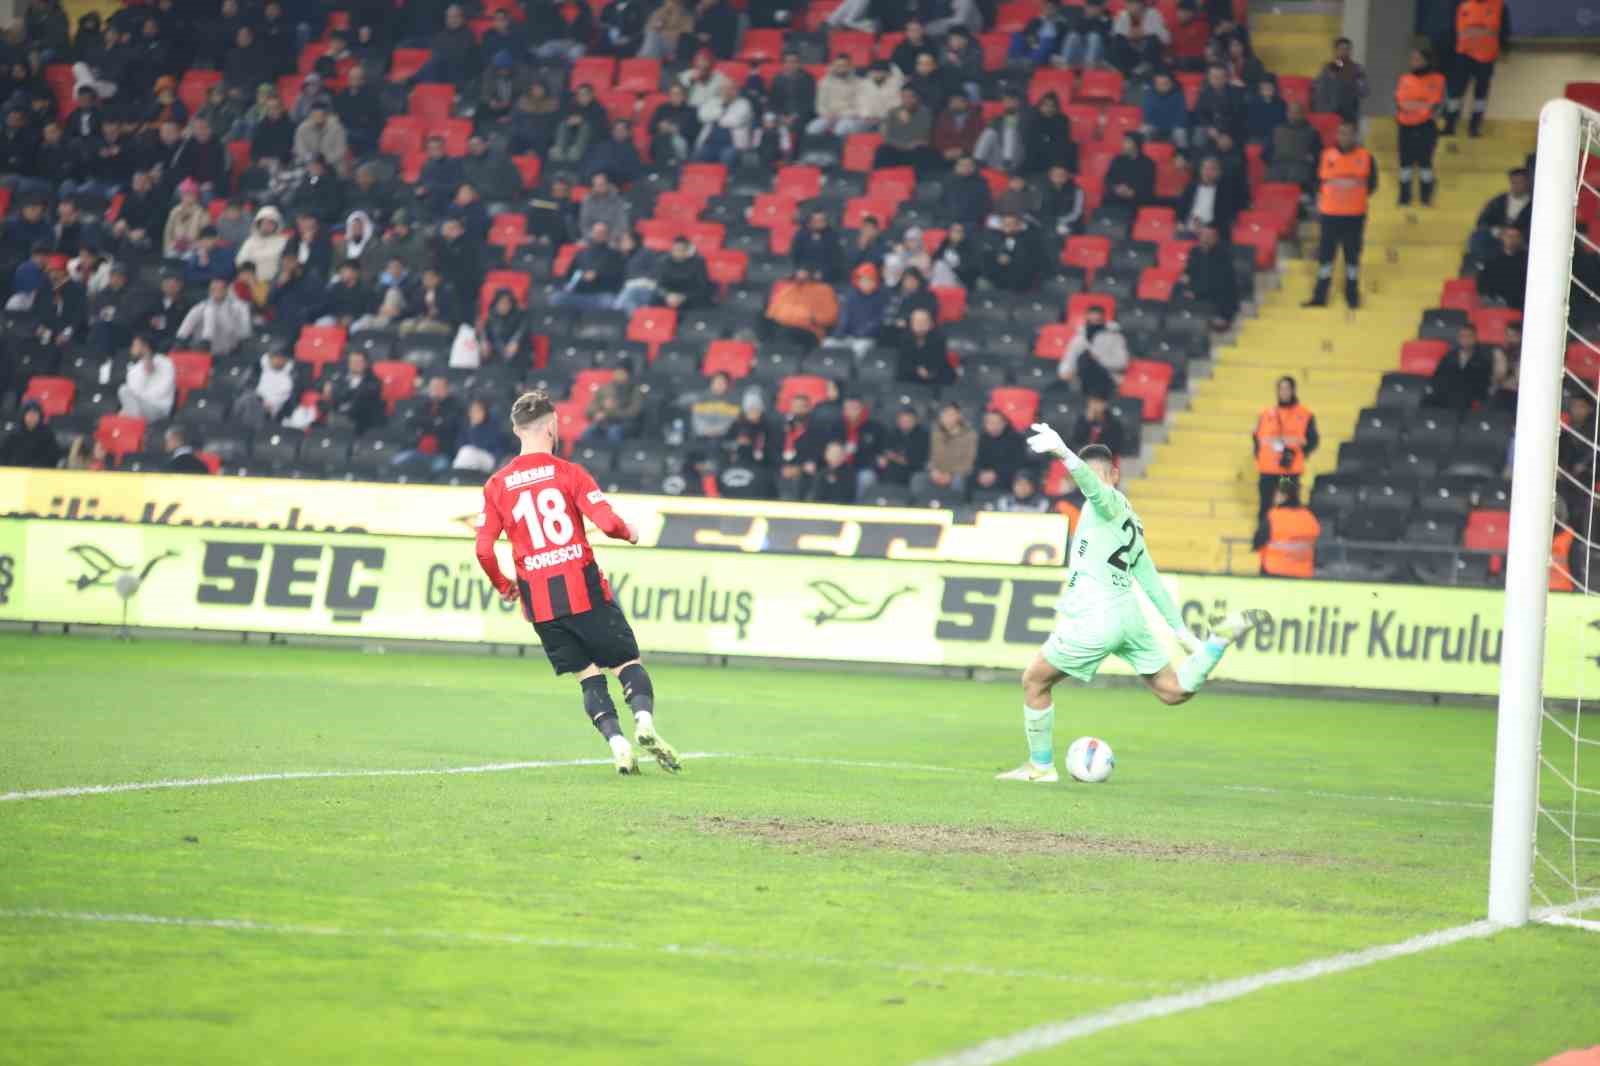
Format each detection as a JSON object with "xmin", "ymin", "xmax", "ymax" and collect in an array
[{"xmin": 510, "ymin": 390, "xmax": 556, "ymax": 429}]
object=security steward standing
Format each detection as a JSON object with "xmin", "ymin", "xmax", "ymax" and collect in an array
[
  {"xmin": 1304, "ymin": 120, "xmax": 1377, "ymax": 309},
  {"xmin": 1394, "ymin": 47, "xmax": 1445, "ymax": 207},
  {"xmin": 1445, "ymin": 0, "xmax": 1510, "ymax": 138},
  {"xmin": 1252, "ymin": 375, "xmax": 1319, "ymax": 520},
  {"xmin": 1253, "ymin": 477, "xmax": 1322, "ymax": 578}
]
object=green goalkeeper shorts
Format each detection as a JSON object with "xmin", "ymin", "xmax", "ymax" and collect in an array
[{"xmin": 1041, "ymin": 604, "xmax": 1172, "ymax": 682}]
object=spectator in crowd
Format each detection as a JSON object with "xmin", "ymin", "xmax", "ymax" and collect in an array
[
  {"xmin": 777, "ymin": 391, "xmax": 828, "ymax": 497},
  {"xmin": 1468, "ymin": 167, "xmax": 1532, "ymax": 264},
  {"xmin": 1038, "ymin": 164, "xmax": 1085, "ymax": 236},
  {"xmin": 1023, "ymin": 91, "xmax": 1077, "ymax": 176},
  {"xmin": 584, "ymin": 366, "xmax": 645, "ymax": 444},
  {"xmin": 911, "ymin": 401, "xmax": 976, "ymax": 500},
  {"xmin": 792, "ymin": 210, "xmax": 845, "ymax": 283},
  {"xmin": 874, "ymin": 86, "xmax": 936, "ymax": 172},
  {"xmin": 944, "ymin": 155, "xmax": 993, "ymax": 230},
  {"xmin": 292, "ymin": 154, "xmax": 345, "ymax": 225},
  {"xmin": 1251, "ymin": 477, "xmax": 1320, "ymax": 578},
  {"xmin": 403, "ymin": 265, "xmax": 462, "ymax": 334},
  {"xmin": 234, "ymin": 345, "xmax": 303, "ymax": 427},
  {"xmin": 461, "ymin": 135, "xmax": 522, "ymax": 206},
  {"xmin": 723, "ymin": 388, "xmax": 779, "ymax": 495},
  {"xmin": 693, "ymin": 0, "xmax": 740, "ymax": 58},
  {"xmin": 325, "ymin": 261, "xmax": 377, "ymax": 328},
  {"xmin": 1267, "ymin": 98, "xmax": 1321, "ymax": 194},
  {"xmin": 453, "ymin": 396, "xmax": 512, "ymax": 472},
  {"xmin": 833, "ymin": 394, "xmax": 882, "ymax": 483},
  {"xmin": 1142, "ymin": 69, "xmax": 1190, "ymax": 149},
  {"xmin": 641, "ymin": 0, "xmax": 695, "ymax": 59},
  {"xmin": 764, "ymin": 266, "xmax": 839, "ymax": 347},
  {"xmin": 1559, "ymin": 392, "xmax": 1597, "ymax": 523},
  {"xmin": 1011, "ymin": 0, "xmax": 1070, "ymax": 65},
  {"xmin": 1192, "ymin": 62, "xmax": 1248, "ymax": 149},
  {"xmin": 415, "ymin": 134, "xmax": 465, "ymax": 214},
  {"xmin": 337, "ymin": 65, "xmax": 384, "ymax": 154},
  {"xmin": 163, "ymin": 178, "xmax": 208, "ymax": 256},
  {"xmin": 1110, "ymin": 0, "xmax": 1169, "ymax": 77},
  {"xmin": 809, "ymin": 56, "xmax": 864, "ymax": 137},
  {"xmin": 888, "ymin": 21, "xmax": 931, "ymax": 76},
  {"xmin": 35, "ymin": 258, "xmax": 87, "ymax": 347},
  {"xmin": 1477, "ymin": 225, "xmax": 1528, "ymax": 310},
  {"xmin": 934, "ymin": 93, "xmax": 983, "ymax": 164},
  {"xmin": 553, "ymin": 222, "xmax": 625, "ymax": 311},
  {"xmin": 1071, "ymin": 392, "xmax": 1127, "ymax": 457},
  {"xmin": 1104, "ymin": 132, "xmax": 1156, "ymax": 212},
  {"xmin": 285, "ymin": 212, "xmax": 334, "ymax": 281},
  {"xmin": 599, "ymin": 0, "xmax": 650, "ymax": 57},
  {"xmin": 1252, "ymin": 375, "xmax": 1318, "ymax": 517},
  {"xmin": 875, "ymin": 405, "xmax": 930, "ymax": 488},
  {"xmin": 294, "ymin": 97, "xmax": 348, "ymax": 170},
  {"xmin": 369, "ymin": 210, "xmax": 429, "ymax": 282},
  {"xmin": 1311, "ymin": 36, "xmax": 1368, "ymax": 122},
  {"xmin": 1427, "ymin": 325, "xmax": 1491, "ymax": 411},
  {"xmin": 1169, "ymin": 0, "xmax": 1211, "ymax": 70},
  {"xmin": 578, "ymin": 172, "xmax": 632, "ymax": 237},
  {"xmin": 974, "ymin": 90, "xmax": 1026, "ymax": 173},
  {"xmin": 833, "ymin": 261, "xmax": 890, "ymax": 348},
  {"xmin": 268, "ymin": 255, "xmax": 327, "ymax": 335},
  {"xmin": 1180, "ymin": 223, "xmax": 1240, "ymax": 329},
  {"xmin": 1246, "ymin": 76, "xmax": 1287, "ymax": 159},
  {"xmin": 906, "ymin": 51, "xmax": 951, "ymax": 117},
  {"xmin": 581, "ymin": 121, "xmax": 644, "ymax": 187},
  {"xmin": 1487, "ymin": 341, "xmax": 1519, "ymax": 415},
  {"xmin": 117, "ymin": 332, "xmax": 175, "ymax": 420},
  {"xmin": 250, "ymin": 94, "xmax": 295, "ymax": 168},
  {"xmin": 1225, "ymin": 37, "xmax": 1268, "ymax": 89},
  {"xmin": 649, "ymin": 83, "xmax": 700, "ymax": 165},
  {"xmin": 162, "ymin": 425, "xmax": 209, "ymax": 474},
  {"xmin": 846, "ymin": 214, "xmax": 891, "ymax": 271},
  {"xmin": 896, "ymin": 307, "xmax": 956, "ymax": 385},
  {"xmin": 852, "ymin": 60, "xmax": 904, "ymax": 132},
  {"xmin": 176, "ymin": 276, "xmax": 252, "ymax": 356},
  {"xmin": 973, "ymin": 409, "xmax": 1027, "ymax": 496},
  {"xmin": 480, "ymin": 289, "xmax": 529, "ymax": 364},
  {"xmin": 1058, "ymin": 304, "xmax": 1129, "ymax": 399},
  {"xmin": 87, "ymin": 260, "xmax": 143, "ymax": 353},
  {"xmin": 1062, "ymin": 0, "xmax": 1113, "ymax": 69},
  {"xmin": 997, "ymin": 469, "xmax": 1050, "ymax": 512},
  {"xmin": 183, "ymin": 227, "xmax": 236, "ymax": 285},
  {"xmin": 0, "ymin": 400, "xmax": 62, "ymax": 468},
  {"xmin": 682, "ymin": 371, "xmax": 741, "ymax": 443},
  {"xmin": 884, "ymin": 227, "xmax": 934, "ymax": 288},
  {"xmin": 322, "ymin": 349, "xmax": 386, "ymax": 435},
  {"xmin": 678, "ymin": 48, "xmax": 730, "ymax": 109},
  {"xmin": 656, "ymin": 235, "xmax": 714, "ymax": 311},
  {"xmin": 510, "ymin": 83, "xmax": 563, "ymax": 157},
  {"xmin": 770, "ymin": 50, "xmax": 816, "ymax": 130},
  {"xmin": 810, "ymin": 440, "xmax": 857, "ymax": 503},
  {"xmin": 396, "ymin": 375, "xmax": 463, "ymax": 474},
  {"xmin": 932, "ymin": 222, "xmax": 982, "ymax": 289},
  {"xmin": 1179, "ymin": 156, "xmax": 1244, "ymax": 236},
  {"xmin": 695, "ymin": 77, "xmax": 754, "ymax": 164},
  {"xmin": 983, "ymin": 213, "xmax": 1047, "ymax": 292},
  {"xmin": 883, "ymin": 265, "xmax": 939, "ymax": 339},
  {"xmin": 237, "ymin": 205, "xmax": 290, "ymax": 284}
]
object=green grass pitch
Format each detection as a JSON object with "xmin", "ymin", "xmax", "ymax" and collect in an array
[{"xmin": 2, "ymin": 633, "xmax": 1597, "ymax": 1065}]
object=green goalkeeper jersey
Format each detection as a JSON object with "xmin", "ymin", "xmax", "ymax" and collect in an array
[{"xmin": 1055, "ymin": 456, "xmax": 1184, "ymax": 633}]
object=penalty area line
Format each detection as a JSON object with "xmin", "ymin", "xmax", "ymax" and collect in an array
[{"xmin": 912, "ymin": 893, "xmax": 1600, "ymax": 1066}]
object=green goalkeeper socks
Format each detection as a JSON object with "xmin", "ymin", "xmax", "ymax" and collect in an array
[
  {"xmin": 1024, "ymin": 703, "xmax": 1055, "ymax": 767},
  {"xmin": 1176, "ymin": 638, "xmax": 1228, "ymax": 694}
]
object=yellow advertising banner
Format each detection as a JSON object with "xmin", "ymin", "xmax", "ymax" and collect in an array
[
  {"xmin": 0, "ymin": 468, "xmax": 1069, "ymax": 566},
  {"xmin": 0, "ymin": 518, "xmax": 1589, "ymax": 698}
]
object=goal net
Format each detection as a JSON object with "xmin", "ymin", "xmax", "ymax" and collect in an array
[{"xmin": 1489, "ymin": 99, "xmax": 1600, "ymax": 927}]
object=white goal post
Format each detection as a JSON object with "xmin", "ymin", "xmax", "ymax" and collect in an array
[{"xmin": 1488, "ymin": 98, "xmax": 1597, "ymax": 926}]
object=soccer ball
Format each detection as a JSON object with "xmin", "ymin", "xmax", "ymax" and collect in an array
[{"xmin": 1065, "ymin": 736, "xmax": 1115, "ymax": 783}]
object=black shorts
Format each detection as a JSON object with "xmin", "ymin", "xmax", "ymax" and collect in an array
[{"xmin": 532, "ymin": 601, "xmax": 641, "ymax": 675}]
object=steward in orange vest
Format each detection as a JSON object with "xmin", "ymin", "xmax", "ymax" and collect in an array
[
  {"xmin": 1395, "ymin": 47, "xmax": 1445, "ymax": 207},
  {"xmin": 1446, "ymin": 0, "xmax": 1510, "ymax": 138},
  {"xmin": 1550, "ymin": 528, "xmax": 1575, "ymax": 592},
  {"xmin": 1253, "ymin": 478, "xmax": 1321, "ymax": 578},
  {"xmin": 1252, "ymin": 375, "xmax": 1319, "ymax": 517},
  {"xmin": 1304, "ymin": 121, "xmax": 1376, "ymax": 309}
]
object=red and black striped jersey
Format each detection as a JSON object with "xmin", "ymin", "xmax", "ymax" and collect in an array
[{"xmin": 475, "ymin": 452, "xmax": 632, "ymax": 622}]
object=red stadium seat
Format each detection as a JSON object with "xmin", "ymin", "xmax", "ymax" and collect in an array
[
  {"xmin": 178, "ymin": 70, "xmax": 221, "ymax": 116},
  {"xmin": 1132, "ymin": 206, "xmax": 1176, "ymax": 243},
  {"xmin": 654, "ymin": 190, "xmax": 705, "ymax": 223},
  {"xmin": 995, "ymin": 1, "xmax": 1035, "ymax": 32},
  {"xmin": 1033, "ymin": 324, "xmax": 1073, "ymax": 361},
  {"xmin": 920, "ymin": 227, "xmax": 946, "ymax": 255},
  {"xmin": 1176, "ymin": 72, "xmax": 1203, "ymax": 109},
  {"xmin": 713, "ymin": 59, "xmax": 751, "ymax": 84},
  {"xmin": 483, "ymin": 269, "xmax": 532, "ymax": 307},
  {"xmin": 867, "ymin": 166, "xmax": 917, "ymax": 204},
  {"xmin": 570, "ymin": 56, "xmax": 616, "ymax": 91},
  {"xmin": 738, "ymin": 29, "xmax": 785, "ymax": 62},
  {"xmin": 703, "ymin": 340, "xmax": 755, "ymax": 379},
  {"xmin": 298, "ymin": 42, "xmax": 329, "ymax": 75},
  {"xmin": 1440, "ymin": 278, "xmax": 1479, "ymax": 311},
  {"xmin": 843, "ymin": 196, "xmax": 898, "ymax": 229},
  {"xmin": 829, "ymin": 30, "xmax": 874, "ymax": 66},
  {"xmin": 988, "ymin": 387, "xmax": 1040, "ymax": 432},
  {"xmin": 1078, "ymin": 70, "xmax": 1124, "ymax": 104},
  {"xmin": 553, "ymin": 243, "xmax": 580, "ymax": 279},
  {"xmin": 487, "ymin": 213, "xmax": 528, "ymax": 261},
  {"xmin": 1078, "ymin": 145, "xmax": 1117, "ymax": 182},
  {"xmin": 1464, "ymin": 509, "xmax": 1510, "ymax": 574},
  {"xmin": 977, "ymin": 32, "xmax": 1008, "ymax": 71},
  {"xmin": 778, "ymin": 374, "xmax": 830, "ymax": 411},
  {"xmin": 295, "ymin": 325, "xmax": 347, "ymax": 377},
  {"xmin": 806, "ymin": 0, "xmax": 845, "ymax": 29},
  {"xmin": 1566, "ymin": 341, "xmax": 1600, "ymax": 387},
  {"xmin": 1119, "ymin": 359, "xmax": 1173, "ymax": 421},
  {"xmin": 768, "ymin": 223, "xmax": 798, "ymax": 255},
  {"xmin": 874, "ymin": 32, "xmax": 904, "ymax": 60},
  {"xmin": 627, "ymin": 307, "xmax": 678, "ymax": 358},
  {"xmin": 683, "ymin": 221, "xmax": 726, "ymax": 250},
  {"xmin": 1278, "ymin": 74, "xmax": 1312, "ymax": 109},
  {"xmin": 616, "ymin": 57, "xmax": 662, "ymax": 93},
  {"xmin": 596, "ymin": 88, "xmax": 639, "ymax": 123},
  {"xmin": 1399, "ymin": 339, "xmax": 1450, "ymax": 375},
  {"xmin": 1136, "ymin": 268, "xmax": 1178, "ymax": 303},
  {"xmin": 371, "ymin": 360, "xmax": 418, "ymax": 412},
  {"xmin": 512, "ymin": 154, "xmax": 542, "ymax": 189},
  {"xmin": 775, "ymin": 164, "xmax": 824, "ymax": 201},
  {"xmin": 706, "ymin": 248, "xmax": 749, "ymax": 287},
  {"xmin": 388, "ymin": 48, "xmax": 431, "ymax": 83},
  {"xmin": 555, "ymin": 401, "xmax": 588, "ymax": 452},
  {"xmin": 408, "ymin": 83, "xmax": 456, "ymax": 122},
  {"xmin": 679, "ymin": 162, "xmax": 728, "ymax": 199},
  {"xmin": 1063, "ymin": 103, "xmax": 1101, "ymax": 143},
  {"xmin": 277, "ymin": 74, "xmax": 305, "ymax": 112},
  {"xmin": 380, "ymin": 116, "xmax": 426, "ymax": 157},
  {"xmin": 748, "ymin": 192, "xmax": 800, "ymax": 229},
  {"xmin": 95, "ymin": 414, "xmax": 145, "ymax": 465},
  {"xmin": 1027, "ymin": 69, "xmax": 1074, "ymax": 105},
  {"xmin": 169, "ymin": 351, "xmax": 213, "ymax": 406},
  {"xmin": 1103, "ymin": 105, "xmax": 1141, "ymax": 140},
  {"xmin": 22, "ymin": 375, "xmax": 74, "ymax": 416},
  {"xmin": 1158, "ymin": 238, "xmax": 1196, "ymax": 271},
  {"xmin": 931, "ymin": 285, "xmax": 967, "ymax": 324},
  {"xmin": 636, "ymin": 218, "xmax": 679, "ymax": 250},
  {"xmin": 1307, "ymin": 111, "xmax": 1341, "ymax": 147},
  {"xmin": 842, "ymin": 133, "xmax": 882, "ymax": 172},
  {"xmin": 1061, "ymin": 236, "xmax": 1111, "ymax": 283},
  {"xmin": 571, "ymin": 368, "xmax": 613, "ymax": 407},
  {"xmin": 1472, "ymin": 307, "xmax": 1521, "ymax": 345}
]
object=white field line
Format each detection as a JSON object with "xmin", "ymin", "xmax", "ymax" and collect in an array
[
  {"xmin": 1543, "ymin": 916, "xmax": 1600, "ymax": 932},
  {"xmin": 912, "ymin": 893, "xmax": 1600, "ymax": 1066},
  {"xmin": 0, "ymin": 908, "xmax": 1169, "ymax": 990}
]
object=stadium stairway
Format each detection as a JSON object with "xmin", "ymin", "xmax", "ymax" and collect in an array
[{"xmin": 1133, "ymin": 5, "xmax": 1535, "ymax": 574}]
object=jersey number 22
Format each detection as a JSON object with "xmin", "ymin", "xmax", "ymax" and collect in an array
[{"xmin": 1108, "ymin": 516, "xmax": 1143, "ymax": 572}]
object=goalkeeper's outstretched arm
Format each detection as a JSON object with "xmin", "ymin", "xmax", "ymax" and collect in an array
[{"xmin": 1025, "ymin": 423, "xmax": 1123, "ymax": 520}]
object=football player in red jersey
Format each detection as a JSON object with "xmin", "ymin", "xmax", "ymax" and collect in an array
[{"xmin": 475, "ymin": 390, "xmax": 680, "ymax": 775}]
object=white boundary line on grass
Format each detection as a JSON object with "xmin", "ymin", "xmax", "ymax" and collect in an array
[
  {"xmin": 911, "ymin": 893, "xmax": 1600, "ymax": 1066},
  {"xmin": 1223, "ymin": 784, "xmax": 1493, "ymax": 811},
  {"xmin": 0, "ymin": 908, "xmax": 1169, "ymax": 990}
]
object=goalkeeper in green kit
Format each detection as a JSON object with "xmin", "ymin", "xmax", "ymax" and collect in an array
[{"xmin": 997, "ymin": 424, "xmax": 1268, "ymax": 783}]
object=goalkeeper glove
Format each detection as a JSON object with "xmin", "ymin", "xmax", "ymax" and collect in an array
[{"xmin": 1026, "ymin": 422, "xmax": 1071, "ymax": 461}]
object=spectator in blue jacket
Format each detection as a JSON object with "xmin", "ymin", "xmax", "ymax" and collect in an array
[
  {"xmin": 943, "ymin": 155, "xmax": 993, "ymax": 230},
  {"xmin": 1141, "ymin": 69, "xmax": 1190, "ymax": 148},
  {"xmin": 1009, "ymin": 0, "xmax": 1071, "ymax": 65},
  {"xmin": 792, "ymin": 210, "xmax": 844, "ymax": 283},
  {"xmin": 581, "ymin": 120, "xmax": 644, "ymax": 187},
  {"xmin": 833, "ymin": 261, "xmax": 890, "ymax": 347},
  {"xmin": 1245, "ymin": 76, "xmax": 1287, "ymax": 162}
]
